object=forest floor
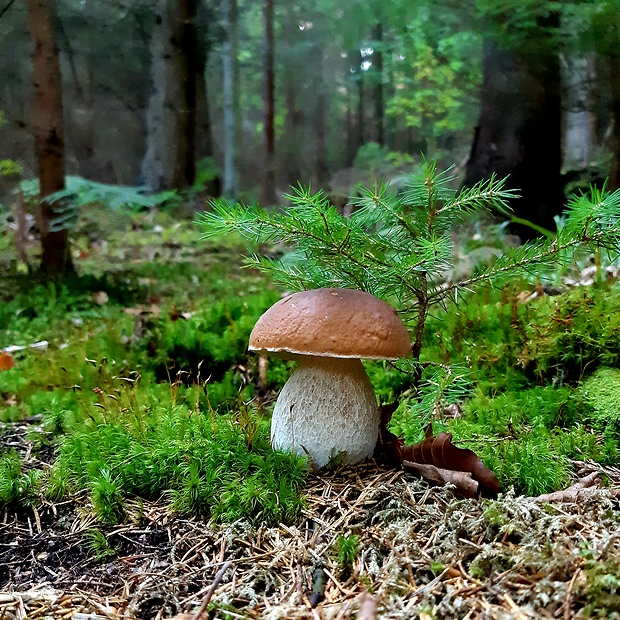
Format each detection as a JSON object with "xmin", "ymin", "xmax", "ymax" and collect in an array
[
  {"xmin": 1, "ymin": 454, "xmax": 619, "ymax": 619},
  {"xmin": 1, "ymin": 206, "xmax": 620, "ymax": 619}
]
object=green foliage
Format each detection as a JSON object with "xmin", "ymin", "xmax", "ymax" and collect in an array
[
  {"xmin": 0, "ymin": 159, "xmax": 22, "ymax": 178},
  {"xmin": 142, "ymin": 289, "xmax": 279, "ymax": 383},
  {"xmin": 198, "ymin": 163, "xmax": 620, "ymax": 494},
  {"xmin": 581, "ymin": 368, "xmax": 620, "ymax": 441},
  {"xmin": 19, "ymin": 176, "xmax": 174, "ymax": 233},
  {"xmin": 336, "ymin": 534, "xmax": 360, "ymax": 576},
  {"xmin": 387, "ymin": 23, "xmax": 481, "ymax": 144},
  {"xmin": 90, "ymin": 469, "xmax": 125, "ymax": 525},
  {"xmin": 198, "ymin": 163, "xmax": 517, "ymax": 328},
  {"xmin": 50, "ymin": 381, "xmax": 308, "ymax": 525},
  {"xmin": 193, "ymin": 157, "xmax": 220, "ymax": 192},
  {"xmin": 85, "ymin": 529, "xmax": 117, "ymax": 561},
  {"xmin": 353, "ymin": 142, "xmax": 415, "ymax": 176},
  {"xmin": 0, "ymin": 450, "xmax": 41, "ymax": 508},
  {"xmin": 0, "ymin": 228, "xmax": 308, "ymax": 523},
  {"xmin": 578, "ymin": 543, "xmax": 620, "ymax": 618}
]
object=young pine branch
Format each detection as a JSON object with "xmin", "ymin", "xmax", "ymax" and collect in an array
[{"xmin": 198, "ymin": 164, "xmax": 620, "ymax": 399}]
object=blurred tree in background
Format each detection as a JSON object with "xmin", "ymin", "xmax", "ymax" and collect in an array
[{"xmin": 2, "ymin": 0, "xmax": 620, "ymax": 254}]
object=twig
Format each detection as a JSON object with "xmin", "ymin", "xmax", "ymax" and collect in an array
[
  {"xmin": 191, "ymin": 561, "xmax": 233, "ymax": 620},
  {"xmin": 564, "ymin": 568, "xmax": 581, "ymax": 620}
]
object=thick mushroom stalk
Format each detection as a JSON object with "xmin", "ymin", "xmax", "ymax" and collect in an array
[
  {"xmin": 271, "ymin": 356, "xmax": 378, "ymax": 467},
  {"xmin": 249, "ymin": 288, "xmax": 411, "ymax": 469}
]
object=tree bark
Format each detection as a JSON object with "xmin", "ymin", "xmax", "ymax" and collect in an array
[
  {"xmin": 356, "ymin": 49, "xmax": 365, "ymax": 151},
  {"xmin": 609, "ymin": 54, "xmax": 620, "ymax": 190},
  {"xmin": 142, "ymin": 0, "xmax": 197, "ymax": 191},
  {"xmin": 283, "ymin": 2, "xmax": 301, "ymax": 184},
  {"xmin": 465, "ymin": 37, "xmax": 563, "ymax": 238},
  {"xmin": 27, "ymin": 0, "xmax": 73, "ymax": 276},
  {"xmin": 221, "ymin": 0, "xmax": 239, "ymax": 199},
  {"xmin": 262, "ymin": 0, "xmax": 276, "ymax": 204},
  {"xmin": 57, "ymin": 1, "xmax": 95, "ymax": 179},
  {"xmin": 172, "ymin": 0, "xmax": 197, "ymax": 188}
]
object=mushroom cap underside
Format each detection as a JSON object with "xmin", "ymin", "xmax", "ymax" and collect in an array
[{"xmin": 249, "ymin": 287, "xmax": 411, "ymax": 360}]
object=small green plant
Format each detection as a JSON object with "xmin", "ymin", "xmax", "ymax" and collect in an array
[
  {"xmin": 90, "ymin": 469, "xmax": 125, "ymax": 525},
  {"xmin": 198, "ymin": 161, "xmax": 620, "ymax": 385},
  {"xmin": 578, "ymin": 542, "xmax": 620, "ymax": 618},
  {"xmin": 199, "ymin": 167, "xmax": 619, "ymax": 401},
  {"xmin": 85, "ymin": 529, "xmax": 117, "ymax": 561},
  {"xmin": 336, "ymin": 534, "xmax": 360, "ymax": 576},
  {"xmin": 198, "ymin": 162, "xmax": 620, "ymax": 492},
  {"xmin": 0, "ymin": 451, "xmax": 41, "ymax": 508},
  {"xmin": 581, "ymin": 367, "xmax": 620, "ymax": 440}
]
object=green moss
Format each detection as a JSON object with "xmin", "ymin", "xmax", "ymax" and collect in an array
[{"xmin": 581, "ymin": 367, "xmax": 620, "ymax": 441}]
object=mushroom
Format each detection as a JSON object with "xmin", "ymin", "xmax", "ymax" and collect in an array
[{"xmin": 249, "ymin": 288, "xmax": 411, "ymax": 468}]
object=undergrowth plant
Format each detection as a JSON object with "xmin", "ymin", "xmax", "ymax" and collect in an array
[
  {"xmin": 47, "ymin": 377, "xmax": 308, "ymax": 525},
  {"xmin": 198, "ymin": 162, "xmax": 620, "ymax": 406},
  {"xmin": 198, "ymin": 161, "xmax": 620, "ymax": 493}
]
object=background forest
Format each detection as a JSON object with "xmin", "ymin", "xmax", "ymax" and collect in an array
[
  {"xmin": 2, "ymin": 0, "xmax": 620, "ymax": 238},
  {"xmin": 2, "ymin": 1, "xmax": 620, "ymax": 618}
]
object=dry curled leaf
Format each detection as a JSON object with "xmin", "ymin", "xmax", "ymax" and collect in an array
[
  {"xmin": 0, "ymin": 351, "xmax": 16, "ymax": 371},
  {"xmin": 378, "ymin": 403, "xmax": 502, "ymax": 498}
]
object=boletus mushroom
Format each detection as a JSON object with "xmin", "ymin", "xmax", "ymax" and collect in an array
[{"xmin": 249, "ymin": 288, "xmax": 411, "ymax": 468}]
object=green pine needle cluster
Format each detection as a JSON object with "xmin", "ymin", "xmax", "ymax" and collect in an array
[{"xmin": 198, "ymin": 162, "xmax": 620, "ymax": 365}]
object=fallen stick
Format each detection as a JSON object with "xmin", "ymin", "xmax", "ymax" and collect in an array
[
  {"xmin": 535, "ymin": 472, "xmax": 600, "ymax": 503},
  {"xmin": 191, "ymin": 561, "xmax": 233, "ymax": 620}
]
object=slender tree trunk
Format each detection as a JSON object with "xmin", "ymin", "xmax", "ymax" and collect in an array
[
  {"xmin": 172, "ymin": 0, "xmax": 197, "ymax": 188},
  {"xmin": 27, "ymin": 0, "xmax": 73, "ymax": 276},
  {"xmin": 316, "ymin": 89, "xmax": 328, "ymax": 185},
  {"xmin": 345, "ymin": 90, "xmax": 355, "ymax": 167},
  {"xmin": 283, "ymin": 2, "xmax": 300, "ymax": 184},
  {"xmin": 142, "ymin": 0, "xmax": 173, "ymax": 190},
  {"xmin": 221, "ymin": 0, "xmax": 239, "ymax": 199},
  {"xmin": 372, "ymin": 23, "xmax": 384, "ymax": 146},
  {"xmin": 356, "ymin": 49, "xmax": 365, "ymax": 150},
  {"xmin": 262, "ymin": 0, "xmax": 276, "ymax": 203},
  {"xmin": 142, "ymin": 0, "xmax": 197, "ymax": 191},
  {"xmin": 57, "ymin": 0, "xmax": 95, "ymax": 179},
  {"xmin": 561, "ymin": 52, "xmax": 596, "ymax": 178},
  {"xmin": 196, "ymin": 45, "xmax": 213, "ymax": 160},
  {"xmin": 465, "ymin": 36, "xmax": 563, "ymax": 237}
]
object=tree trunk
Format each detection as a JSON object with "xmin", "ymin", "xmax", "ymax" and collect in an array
[
  {"xmin": 609, "ymin": 54, "xmax": 620, "ymax": 190},
  {"xmin": 372, "ymin": 23, "xmax": 384, "ymax": 146},
  {"xmin": 283, "ymin": 2, "xmax": 300, "ymax": 184},
  {"xmin": 561, "ymin": 51, "xmax": 597, "ymax": 180},
  {"xmin": 465, "ymin": 38, "xmax": 563, "ymax": 238},
  {"xmin": 356, "ymin": 49, "xmax": 365, "ymax": 150},
  {"xmin": 345, "ymin": 90, "xmax": 355, "ymax": 167},
  {"xmin": 142, "ymin": 0, "xmax": 173, "ymax": 190},
  {"xmin": 262, "ymin": 0, "xmax": 276, "ymax": 204},
  {"xmin": 27, "ymin": 0, "xmax": 73, "ymax": 276},
  {"xmin": 57, "ymin": 0, "xmax": 95, "ymax": 179},
  {"xmin": 221, "ymin": 0, "xmax": 239, "ymax": 199},
  {"xmin": 142, "ymin": 0, "xmax": 197, "ymax": 191},
  {"xmin": 172, "ymin": 0, "xmax": 197, "ymax": 188},
  {"xmin": 316, "ymin": 89, "xmax": 328, "ymax": 185}
]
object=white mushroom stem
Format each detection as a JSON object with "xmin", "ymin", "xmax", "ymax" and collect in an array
[{"xmin": 270, "ymin": 356, "xmax": 379, "ymax": 468}]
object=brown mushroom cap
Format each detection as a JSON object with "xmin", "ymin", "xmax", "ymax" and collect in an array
[{"xmin": 249, "ymin": 288, "xmax": 411, "ymax": 360}]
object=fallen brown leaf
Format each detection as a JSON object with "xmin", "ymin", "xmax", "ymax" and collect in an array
[{"xmin": 0, "ymin": 351, "xmax": 16, "ymax": 371}]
